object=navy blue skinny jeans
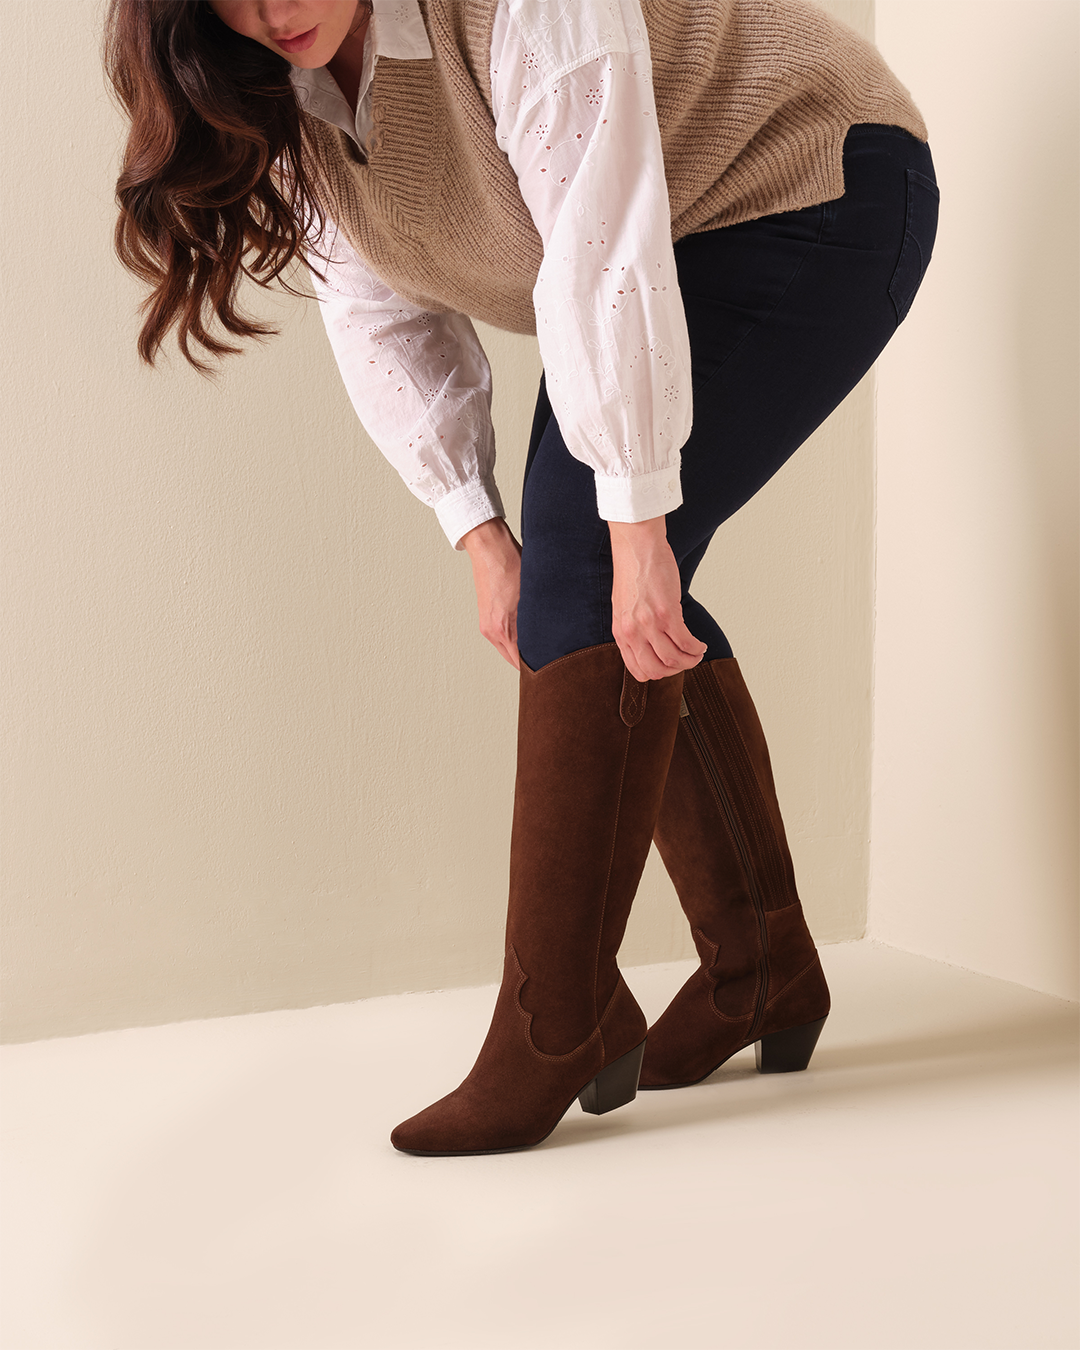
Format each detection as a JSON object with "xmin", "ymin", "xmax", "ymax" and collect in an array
[{"xmin": 517, "ymin": 124, "xmax": 939, "ymax": 671}]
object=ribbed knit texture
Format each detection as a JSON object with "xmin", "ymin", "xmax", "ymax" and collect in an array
[{"xmin": 301, "ymin": 0, "xmax": 927, "ymax": 335}]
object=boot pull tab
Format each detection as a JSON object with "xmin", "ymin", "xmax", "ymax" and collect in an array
[{"xmin": 620, "ymin": 670, "xmax": 648, "ymax": 727}]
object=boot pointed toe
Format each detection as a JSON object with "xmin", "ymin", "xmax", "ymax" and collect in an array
[
  {"xmin": 390, "ymin": 1100, "xmax": 554, "ymax": 1156},
  {"xmin": 391, "ymin": 977, "xmax": 648, "ymax": 1155},
  {"xmin": 390, "ymin": 1078, "xmax": 556, "ymax": 1156},
  {"xmin": 390, "ymin": 1094, "xmax": 474, "ymax": 1155}
]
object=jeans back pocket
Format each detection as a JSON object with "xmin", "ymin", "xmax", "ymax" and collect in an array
[{"xmin": 889, "ymin": 167, "xmax": 940, "ymax": 325}]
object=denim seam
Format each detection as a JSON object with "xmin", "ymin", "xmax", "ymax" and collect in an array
[{"xmin": 888, "ymin": 167, "xmax": 939, "ymax": 325}]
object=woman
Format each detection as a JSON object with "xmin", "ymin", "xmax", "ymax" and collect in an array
[{"xmin": 104, "ymin": 0, "xmax": 938, "ymax": 1155}]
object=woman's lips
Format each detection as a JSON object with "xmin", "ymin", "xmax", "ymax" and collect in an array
[{"xmin": 274, "ymin": 26, "xmax": 318, "ymax": 54}]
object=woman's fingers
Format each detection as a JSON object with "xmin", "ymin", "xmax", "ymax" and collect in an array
[
  {"xmin": 617, "ymin": 625, "xmax": 704, "ymax": 681},
  {"xmin": 491, "ymin": 623, "xmax": 521, "ymax": 670},
  {"xmin": 478, "ymin": 600, "xmax": 521, "ymax": 669},
  {"xmin": 612, "ymin": 589, "xmax": 707, "ymax": 680},
  {"xmin": 504, "ymin": 606, "xmax": 521, "ymax": 670},
  {"xmin": 463, "ymin": 518, "xmax": 523, "ymax": 671},
  {"xmin": 617, "ymin": 601, "xmax": 709, "ymax": 680},
  {"xmin": 613, "ymin": 609, "xmax": 698, "ymax": 678},
  {"xmin": 609, "ymin": 516, "xmax": 706, "ymax": 680},
  {"xmin": 653, "ymin": 626, "xmax": 705, "ymax": 668}
]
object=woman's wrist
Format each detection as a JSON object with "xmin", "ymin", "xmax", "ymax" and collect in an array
[
  {"xmin": 461, "ymin": 516, "xmax": 515, "ymax": 558},
  {"xmin": 608, "ymin": 516, "xmax": 669, "ymax": 556}
]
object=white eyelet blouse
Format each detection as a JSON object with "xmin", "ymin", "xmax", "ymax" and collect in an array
[{"xmin": 292, "ymin": 0, "xmax": 693, "ymax": 549}]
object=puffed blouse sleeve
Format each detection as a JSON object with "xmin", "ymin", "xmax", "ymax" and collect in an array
[
  {"xmin": 308, "ymin": 0, "xmax": 692, "ymax": 543},
  {"xmin": 490, "ymin": 0, "xmax": 693, "ymax": 523},
  {"xmin": 308, "ymin": 219, "xmax": 506, "ymax": 550}
]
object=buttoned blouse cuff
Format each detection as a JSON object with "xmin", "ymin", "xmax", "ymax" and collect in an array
[
  {"xmin": 593, "ymin": 463, "xmax": 683, "ymax": 524},
  {"xmin": 435, "ymin": 475, "xmax": 507, "ymax": 550}
]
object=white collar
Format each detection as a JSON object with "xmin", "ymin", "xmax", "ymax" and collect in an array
[
  {"xmin": 289, "ymin": 0, "xmax": 432, "ymax": 145},
  {"xmin": 364, "ymin": 0, "xmax": 432, "ymax": 62}
]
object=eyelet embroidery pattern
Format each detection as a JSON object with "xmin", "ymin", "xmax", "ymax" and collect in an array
[
  {"xmin": 500, "ymin": 30, "xmax": 691, "ymax": 501},
  {"xmin": 307, "ymin": 2, "xmax": 689, "ymax": 534},
  {"xmin": 310, "ymin": 230, "xmax": 496, "ymax": 515}
]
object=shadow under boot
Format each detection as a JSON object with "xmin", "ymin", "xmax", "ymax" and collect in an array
[
  {"xmin": 640, "ymin": 658, "xmax": 830, "ymax": 1090},
  {"xmin": 392, "ymin": 643, "xmax": 684, "ymax": 1155}
]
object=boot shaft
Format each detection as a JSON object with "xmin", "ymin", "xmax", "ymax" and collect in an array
[
  {"xmin": 507, "ymin": 643, "xmax": 683, "ymax": 1052},
  {"xmin": 666, "ymin": 659, "xmax": 800, "ymax": 916},
  {"xmin": 653, "ymin": 658, "xmax": 824, "ymax": 1031}
]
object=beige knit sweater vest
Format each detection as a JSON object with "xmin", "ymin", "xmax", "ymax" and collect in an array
[{"xmin": 301, "ymin": 0, "xmax": 927, "ymax": 335}]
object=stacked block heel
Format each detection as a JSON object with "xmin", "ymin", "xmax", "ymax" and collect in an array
[
  {"xmin": 578, "ymin": 1040, "xmax": 647, "ymax": 1115},
  {"xmin": 755, "ymin": 1016, "xmax": 827, "ymax": 1073}
]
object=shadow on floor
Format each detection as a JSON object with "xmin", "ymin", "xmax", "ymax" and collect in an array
[{"xmin": 536, "ymin": 1000, "xmax": 1078, "ymax": 1152}]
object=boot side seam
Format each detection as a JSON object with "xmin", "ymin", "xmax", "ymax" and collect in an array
[
  {"xmin": 696, "ymin": 673, "xmax": 789, "ymax": 905},
  {"xmin": 678, "ymin": 693, "xmax": 772, "ymax": 1039},
  {"xmin": 677, "ymin": 720, "xmax": 754, "ymax": 901},
  {"xmin": 763, "ymin": 954, "xmax": 823, "ymax": 1011},
  {"xmin": 595, "ymin": 974, "xmax": 645, "ymax": 1065}
]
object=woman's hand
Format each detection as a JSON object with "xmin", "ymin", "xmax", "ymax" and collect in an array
[
  {"xmin": 461, "ymin": 517, "xmax": 522, "ymax": 670},
  {"xmin": 609, "ymin": 517, "xmax": 707, "ymax": 682}
]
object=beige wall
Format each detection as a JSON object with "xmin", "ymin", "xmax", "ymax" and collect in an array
[
  {"xmin": 872, "ymin": 1, "xmax": 1079, "ymax": 999},
  {"xmin": 2, "ymin": 1, "xmax": 877, "ymax": 1042}
]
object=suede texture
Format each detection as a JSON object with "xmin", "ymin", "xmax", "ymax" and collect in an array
[
  {"xmin": 640, "ymin": 658, "xmax": 830, "ymax": 1089},
  {"xmin": 391, "ymin": 643, "xmax": 683, "ymax": 1154},
  {"xmin": 391, "ymin": 975, "xmax": 645, "ymax": 1155}
]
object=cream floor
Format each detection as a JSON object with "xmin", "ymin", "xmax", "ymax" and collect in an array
[{"xmin": 1, "ymin": 940, "xmax": 1077, "ymax": 1350}]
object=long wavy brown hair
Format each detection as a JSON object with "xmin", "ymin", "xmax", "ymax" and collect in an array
[{"xmin": 103, "ymin": 0, "xmax": 333, "ymax": 371}]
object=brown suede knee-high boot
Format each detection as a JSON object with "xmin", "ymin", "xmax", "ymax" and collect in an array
[
  {"xmin": 639, "ymin": 657, "xmax": 830, "ymax": 1090},
  {"xmin": 391, "ymin": 643, "xmax": 683, "ymax": 1156}
]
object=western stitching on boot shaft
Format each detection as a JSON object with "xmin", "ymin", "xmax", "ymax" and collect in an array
[{"xmin": 620, "ymin": 671, "xmax": 648, "ymax": 728}]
